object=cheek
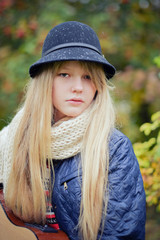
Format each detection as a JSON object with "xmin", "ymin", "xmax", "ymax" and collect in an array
[
  {"xmin": 52, "ymin": 86, "xmax": 59, "ymax": 107},
  {"xmin": 88, "ymin": 83, "xmax": 97, "ymax": 100},
  {"xmin": 52, "ymin": 86, "xmax": 55, "ymax": 105},
  {"xmin": 52, "ymin": 83, "xmax": 66, "ymax": 109}
]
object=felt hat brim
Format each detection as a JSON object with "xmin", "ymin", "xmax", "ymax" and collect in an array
[{"xmin": 29, "ymin": 46, "xmax": 116, "ymax": 79}]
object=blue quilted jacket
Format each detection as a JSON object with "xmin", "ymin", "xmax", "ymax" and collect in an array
[{"xmin": 51, "ymin": 129, "xmax": 146, "ymax": 240}]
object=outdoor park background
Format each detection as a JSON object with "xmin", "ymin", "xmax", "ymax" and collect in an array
[{"xmin": 0, "ymin": 0, "xmax": 160, "ymax": 239}]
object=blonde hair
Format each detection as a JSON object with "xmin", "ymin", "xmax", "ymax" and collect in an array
[
  {"xmin": 5, "ymin": 61, "xmax": 115, "ymax": 239},
  {"xmin": 79, "ymin": 62, "xmax": 115, "ymax": 239}
]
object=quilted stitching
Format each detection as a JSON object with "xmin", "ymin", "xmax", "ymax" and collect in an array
[{"xmin": 51, "ymin": 130, "xmax": 146, "ymax": 240}]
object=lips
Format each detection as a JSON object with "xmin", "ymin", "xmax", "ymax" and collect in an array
[{"xmin": 67, "ymin": 98, "xmax": 84, "ymax": 104}]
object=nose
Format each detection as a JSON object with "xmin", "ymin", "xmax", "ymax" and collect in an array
[{"xmin": 71, "ymin": 77, "xmax": 83, "ymax": 93}]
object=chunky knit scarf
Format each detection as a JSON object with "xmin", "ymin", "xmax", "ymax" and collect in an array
[{"xmin": 51, "ymin": 107, "xmax": 91, "ymax": 160}]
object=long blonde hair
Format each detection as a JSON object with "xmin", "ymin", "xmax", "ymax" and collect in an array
[{"xmin": 5, "ymin": 61, "xmax": 115, "ymax": 239}]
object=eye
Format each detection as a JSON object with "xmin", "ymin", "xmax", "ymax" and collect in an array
[
  {"xmin": 58, "ymin": 73, "xmax": 69, "ymax": 78},
  {"xmin": 84, "ymin": 74, "xmax": 91, "ymax": 80}
]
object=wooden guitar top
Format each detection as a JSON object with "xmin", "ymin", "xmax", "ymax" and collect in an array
[{"xmin": 0, "ymin": 189, "xmax": 69, "ymax": 240}]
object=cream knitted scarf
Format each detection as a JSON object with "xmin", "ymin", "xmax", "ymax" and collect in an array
[{"xmin": 51, "ymin": 106, "xmax": 91, "ymax": 160}]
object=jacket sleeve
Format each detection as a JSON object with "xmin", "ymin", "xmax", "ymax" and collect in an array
[
  {"xmin": 0, "ymin": 126, "xmax": 9, "ymax": 184},
  {"xmin": 99, "ymin": 132, "xmax": 146, "ymax": 240}
]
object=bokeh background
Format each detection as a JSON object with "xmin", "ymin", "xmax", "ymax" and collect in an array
[{"xmin": 0, "ymin": 0, "xmax": 160, "ymax": 239}]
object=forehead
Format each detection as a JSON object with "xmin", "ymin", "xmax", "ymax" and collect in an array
[{"xmin": 57, "ymin": 61, "xmax": 89, "ymax": 71}]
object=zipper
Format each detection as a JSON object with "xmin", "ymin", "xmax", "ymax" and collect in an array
[{"xmin": 64, "ymin": 182, "xmax": 68, "ymax": 190}]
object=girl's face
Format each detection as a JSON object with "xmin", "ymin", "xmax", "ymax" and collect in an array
[{"xmin": 52, "ymin": 61, "xmax": 97, "ymax": 122}]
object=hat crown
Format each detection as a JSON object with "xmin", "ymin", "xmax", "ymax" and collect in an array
[
  {"xmin": 42, "ymin": 21, "xmax": 102, "ymax": 57},
  {"xmin": 29, "ymin": 21, "xmax": 116, "ymax": 79}
]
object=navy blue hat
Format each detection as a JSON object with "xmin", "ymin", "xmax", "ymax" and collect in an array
[{"xmin": 29, "ymin": 21, "xmax": 116, "ymax": 79}]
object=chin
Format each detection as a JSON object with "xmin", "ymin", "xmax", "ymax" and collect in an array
[{"xmin": 68, "ymin": 111, "xmax": 83, "ymax": 118}]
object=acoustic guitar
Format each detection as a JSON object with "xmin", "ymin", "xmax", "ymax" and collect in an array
[{"xmin": 0, "ymin": 189, "xmax": 69, "ymax": 240}]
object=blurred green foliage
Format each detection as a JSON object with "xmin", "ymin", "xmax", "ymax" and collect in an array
[
  {"xmin": 133, "ymin": 55, "xmax": 160, "ymax": 239},
  {"xmin": 133, "ymin": 55, "xmax": 160, "ymax": 209},
  {"xmin": 134, "ymin": 111, "xmax": 160, "ymax": 209},
  {"xmin": 154, "ymin": 56, "xmax": 160, "ymax": 68}
]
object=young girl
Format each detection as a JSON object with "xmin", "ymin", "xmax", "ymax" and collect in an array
[{"xmin": 0, "ymin": 21, "xmax": 146, "ymax": 240}]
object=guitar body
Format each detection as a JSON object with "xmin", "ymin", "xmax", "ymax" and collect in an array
[{"xmin": 0, "ymin": 189, "xmax": 69, "ymax": 240}]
